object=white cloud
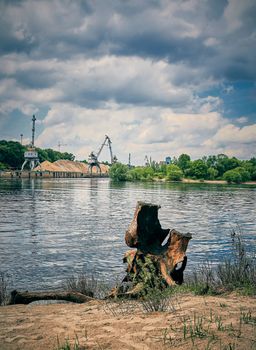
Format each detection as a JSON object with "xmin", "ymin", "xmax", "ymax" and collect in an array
[
  {"xmin": 236, "ymin": 116, "xmax": 248, "ymax": 124},
  {"xmin": 37, "ymin": 104, "xmax": 247, "ymax": 164},
  {"xmin": 0, "ymin": 0, "xmax": 255, "ymax": 163},
  {"xmin": 208, "ymin": 124, "xmax": 256, "ymax": 145}
]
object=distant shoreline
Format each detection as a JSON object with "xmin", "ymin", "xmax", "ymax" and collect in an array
[
  {"xmin": 181, "ymin": 178, "xmax": 256, "ymax": 185},
  {"xmin": 0, "ymin": 172, "xmax": 256, "ymax": 185},
  {"xmin": 151, "ymin": 177, "xmax": 256, "ymax": 185}
]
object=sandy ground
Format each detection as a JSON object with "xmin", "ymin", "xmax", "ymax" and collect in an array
[{"xmin": 0, "ymin": 294, "xmax": 255, "ymax": 350}]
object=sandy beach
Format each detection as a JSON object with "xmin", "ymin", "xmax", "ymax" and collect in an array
[{"xmin": 0, "ymin": 294, "xmax": 255, "ymax": 350}]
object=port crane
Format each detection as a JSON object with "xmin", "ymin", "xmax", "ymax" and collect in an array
[
  {"xmin": 88, "ymin": 135, "xmax": 117, "ymax": 174},
  {"xmin": 21, "ymin": 115, "xmax": 41, "ymax": 171}
]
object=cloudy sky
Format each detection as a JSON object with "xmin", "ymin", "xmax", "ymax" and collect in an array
[{"xmin": 0, "ymin": 0, "xmax": 255, "ymax": 164}]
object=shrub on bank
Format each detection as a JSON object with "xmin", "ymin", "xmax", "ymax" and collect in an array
[
  {"xmin": 223, "ymin": 167, "xmax": 250, "ymax": 183},
  {"xmin": 166, "ymin": 164, "xmax": 183, "ymax": 181},
  {"xmin": 109, "ymin": 162, "xmax": 129, "ymax": 181}
]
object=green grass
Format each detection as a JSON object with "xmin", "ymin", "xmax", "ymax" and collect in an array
[
  {"xmin": 240, "ymin": 310, "xmax": 256, "ymax": 325},
  {"xmin": 0, "ymin": 271, "xmax": 10, "ymax": 306},
  {"xmin": 183, "ymin": 230, "xmax": 256, "ymax": 297},
  {"xmin": 161, "ymin": 308, "xmax": 256, "ymax": 350},
  {"xmin": 56, "ymin": 333, "xmax": 85, "ymax": 350}
]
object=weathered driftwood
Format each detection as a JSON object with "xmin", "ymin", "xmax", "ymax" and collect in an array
[
  {"xmin": 9, "ymin": 290, "xmax": 93, "ymax": 305},
  {"xmin": 112, "ymin": 201, "xmax": 192, "ymax": 297}
]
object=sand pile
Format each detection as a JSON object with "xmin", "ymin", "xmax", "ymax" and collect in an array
[{"xmin": 34, "ymin": 160, "xmax": 109, "ymax": 174}]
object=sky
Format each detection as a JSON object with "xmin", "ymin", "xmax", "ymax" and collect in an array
[{"xmin": 0, "ymin": 0, "xmax": 255, "ymax": 165}]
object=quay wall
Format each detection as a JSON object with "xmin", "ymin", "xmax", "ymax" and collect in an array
[{"xmin": 0, "ymin": 171, "xmax": 109, "ymax": 179}]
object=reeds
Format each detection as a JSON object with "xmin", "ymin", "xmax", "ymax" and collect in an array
[
  {"xmin": 0, "ymin": 271, "xmax": 9, "ymax": 305},
  {"xmin": 185, "ymin": 229, "xmax": 256, "ymax": 296}
]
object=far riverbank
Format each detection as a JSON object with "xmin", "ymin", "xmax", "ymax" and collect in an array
[{"xmin": 181, "ymin": 178, "xmax": 256, "ymax": 185}]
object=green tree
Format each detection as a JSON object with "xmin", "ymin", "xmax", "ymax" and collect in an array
[
  {"xmin": 223, "ymin": 167, "xmax": 250, "ymax": 183},
  {"xmin": 207, "ymin": 167, "xmax": 218, "ymax": 180},
  {"xmin": 223, "ymin": 169, "xmax": 243, "ymax": 183},
  {"xmin": 158, "ymin": 163, "xmax": 167, "ymax": 175},
  {"xmin": 236, "ymin": 167, "xmax": 250, "ymax": 182},
  {"xmin": 240, "ymin": 159, "xmax": 256, "ymax": 180},
  {"xmin": 38, "ymin": 148, "xmax": 75, "ymax": 162},
  {"xmin": 0, "ymin": 140, "xmax": 75, "ymax": 169},
  {"xmin": 0, "ymin": 162, "xmax": 6, "ymax": 170},
  {"xmin": 205, "ymin": 155, "xmax": 217, "ymax": 168},
  {"xmin": 109, "ymin": 162, "xmax": 129, "ymax": 181},
  {"xmin": 0, "ymin": 140, "xmax": 26, "ymax": 169},
  {"xmin": 215, "ymin": 154, "xmax": 241, "ymax": 177},
  {"xmin": 166, "ymin": 164, "xmax": 183, "ymax": 181},
  {"xmin": 177, "ymin": 154, "xmax": 191, "ymax": 172},
  {"xmin": 186, "ymin": 159, "xmax": 208, "ymax": 179},
  {"xmin": 128, "ymin": 166, "xmax": 154, "ymax": 181},
  {"xmin": 37, "ymin": 148, "xmax": 49, "ymax": 162}
]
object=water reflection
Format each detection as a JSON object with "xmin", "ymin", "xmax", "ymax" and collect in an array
[{"xmin": 0, "ymin": 178, "xmax": 255, "ymax": 291}]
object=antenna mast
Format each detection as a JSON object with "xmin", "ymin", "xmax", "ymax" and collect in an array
[{"xmin": 32, "ymin": 115, "xmax": 36, "ymax": 147}]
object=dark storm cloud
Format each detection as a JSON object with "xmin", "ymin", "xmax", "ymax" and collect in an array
[{"xmin": 1, "ymin": 0, "xmax": 255, "ymax": 82}]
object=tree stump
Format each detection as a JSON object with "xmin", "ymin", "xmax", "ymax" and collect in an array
[{"xmin": 112, "ymin": 201, "xmax": 192, "ymax": 297}]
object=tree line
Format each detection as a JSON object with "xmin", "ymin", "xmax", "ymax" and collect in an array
[
  {"xmin": 110, "ymin": 153, "xmax": 256, "ymax": 184},
  {"xmin": 0, "ymin": 140, "xmax": 75, "ymax": 170}
]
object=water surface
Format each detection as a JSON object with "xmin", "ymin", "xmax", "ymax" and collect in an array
[{"xmin": 0, "ymin": 178, "xmax": 255, "ymax": 290}]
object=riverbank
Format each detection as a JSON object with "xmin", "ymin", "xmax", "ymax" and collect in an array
[
  {"xmin": 0, "ymin": 293, "xmax": 255, "ymax": 350},
  {"xmin": 181, "ymin": 178, "xmax": 256, "ymax": 185},
  {"xmin": 152, "ymin": 177, "xmax": 256, "ymax": 185}
]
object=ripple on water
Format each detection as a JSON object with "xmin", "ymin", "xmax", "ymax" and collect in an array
[{"xmin": 0, "ymin": 178, "xmax": 255, "ymax": 290}]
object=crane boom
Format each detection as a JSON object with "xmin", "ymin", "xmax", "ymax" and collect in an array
[
  {"xmin": 97, "ymin": 135, "xmax": 108, "ymax": 158},
  {"xmin": 88, "ymin": 135, "xmax": 117, "ymax": 174},
  {"xmin": 107, "ymin": 137, "xmax": 114, "ymax": 164},
  {"xmin": 96, "ymin": 135, "xmax": 115, "ymax": 163}
]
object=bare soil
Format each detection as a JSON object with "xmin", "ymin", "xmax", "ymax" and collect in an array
[{"xmin": 0, "ymin": 294, "xmax": 255, "ymax": 350}]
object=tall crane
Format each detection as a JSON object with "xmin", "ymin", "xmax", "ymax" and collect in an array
[
  {"xmin": 21, "ymin": 115, "xmax": 41, "ymax": 171},
  {"xmin": 88, "ymin": 135, "xmax": 117, "ymax": 174}
]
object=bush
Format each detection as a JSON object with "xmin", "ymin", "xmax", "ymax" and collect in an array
[
  {"xmin": 109, "ymin": 162, "xmax": 129, "ymax": 181},
  {"xmin": 223, "ymin": 167, "xmax": 250, "ymax": 183},
  {"xmin": 127, "ymin": 166, "xmax": 154, "ymax": 181},
  {"xmin": 166, "ymin": 164, "xmax": 183, "ymax": 181},
  {"xmin": 223, "ymin": 169, "xmax": 242, "ymax": 183}
]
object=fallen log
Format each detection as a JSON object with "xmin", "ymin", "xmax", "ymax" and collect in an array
[
  {"xmin": 9, "ymin": 290, "xmax": 93, "ymax": 305},
  {"xmin": 111, "ymin": 202, "xmax": 192, "ymax": 298}
]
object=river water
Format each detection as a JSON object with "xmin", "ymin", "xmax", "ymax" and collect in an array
[{"xmin": 0, "ymin": 178, "xmax": 255, "ymax": 291}]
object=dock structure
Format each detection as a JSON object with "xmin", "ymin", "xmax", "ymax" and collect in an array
[{"xmin": 0, "ymin": 160, "xmax": 109, "ymax": 179}]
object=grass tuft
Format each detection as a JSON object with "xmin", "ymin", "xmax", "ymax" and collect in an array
[
  {"xmin": 184, "ymin": 229, "xmax": 256, "ymax": 296},
  {"xmin": 63, "ymin": 270, "xmax": 108, "ymax": 299},
  {"xmin": 0, "ymin": 271, "xmax": 10, "ymax": 306}
]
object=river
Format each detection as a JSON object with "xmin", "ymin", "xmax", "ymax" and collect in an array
[{"xmin": 0, "ymin": 178, "xmax": 255, "ymax": 291}]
